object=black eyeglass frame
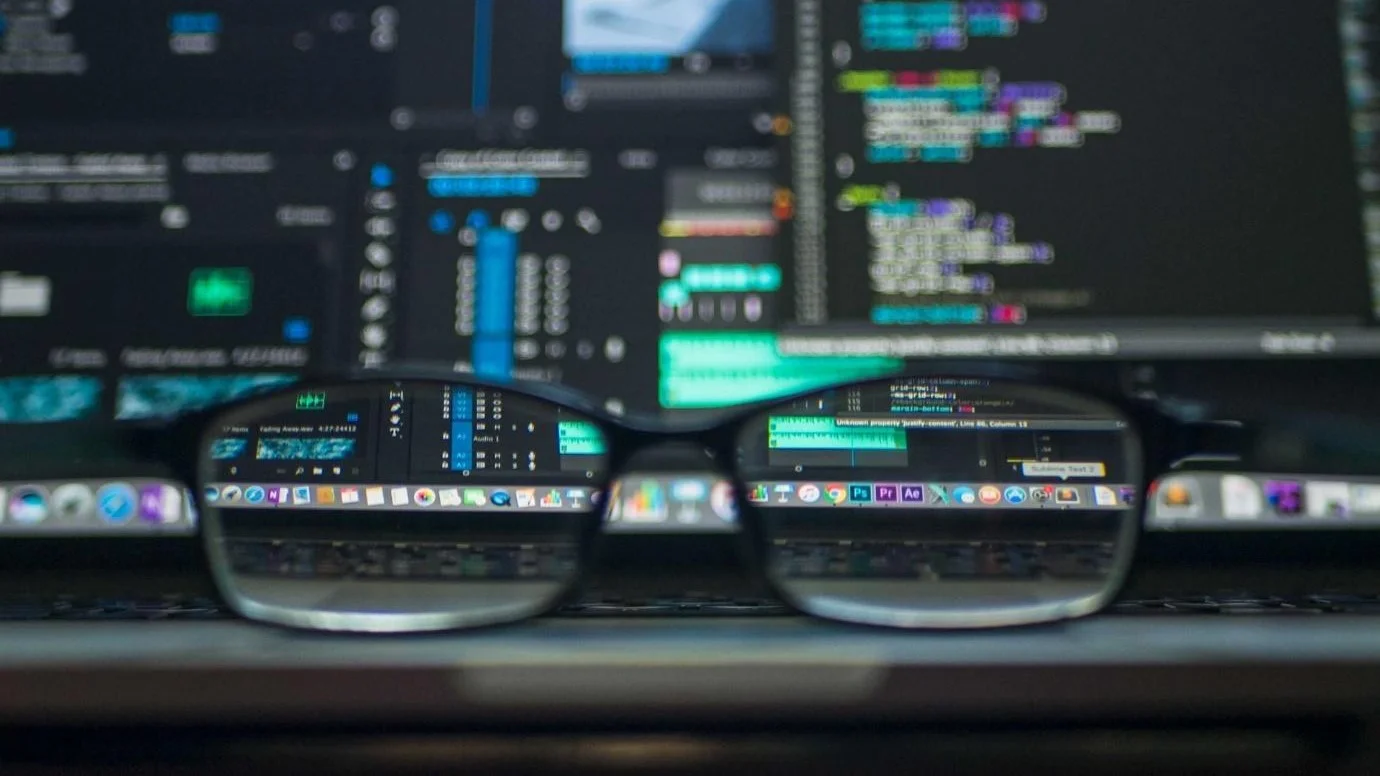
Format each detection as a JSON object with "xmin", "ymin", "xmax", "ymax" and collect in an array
[{"xmin": 121, "ymin": 361, "xmax": 1221, "ymax": 632}]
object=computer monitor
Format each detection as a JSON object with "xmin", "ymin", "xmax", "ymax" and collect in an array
[{"xmin": 0, "ymin": 1, "xmax": 1376, "ymax": 536}]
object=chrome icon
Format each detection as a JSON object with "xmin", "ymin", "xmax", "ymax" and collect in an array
[{"xmin": 824, "ymin": 483, "xmax": 848, "ymax": 505}]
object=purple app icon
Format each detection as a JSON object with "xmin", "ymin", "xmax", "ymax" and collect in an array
[
  {"xmin": 900, "ymin": 484, "xmax": 926, "ymax": 503},
  {"xmin": 138, "ymin": 486, "xmax": 164, "ymax": 523},
  {"xmin": 874, "ymin": 484, "xmax": 899, "ymax": 502},
  {"xmin": 267, "ymin": 487, "xmax": 284, "ymax": 505},
  {"xmin": 1265, "ymin": 480, "xmax": 1304, "ymax": 515}
]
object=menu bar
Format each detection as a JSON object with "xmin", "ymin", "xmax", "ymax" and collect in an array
[
  {"xmin": 1, "ymin": 479, "xmax": 196, "ymax": 535},
  {"xmin": 204, "ymin": 483, "xmax": 599, "ymax": 513},
  {"xmin": 745, "ymin": 481, "xmax": 1136, "ymax": 511}
]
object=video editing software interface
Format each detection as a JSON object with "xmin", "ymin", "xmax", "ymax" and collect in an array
[
  {"xmin": 206, "ymin": 382, "xmax": 604, "ymax": 514},
  {"xmin": 1, "ymin": 1, "xmax": 1380, "ymax": 535}
]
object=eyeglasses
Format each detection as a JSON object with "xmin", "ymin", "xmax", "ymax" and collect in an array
[{"xmin": 158, "ymin": 368, "xmax": 1195, "ymax": 633}]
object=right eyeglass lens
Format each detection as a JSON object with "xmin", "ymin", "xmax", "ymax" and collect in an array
[{"xmin": 736, "ymin": 376, "xmax": 1142, "ymax": 629}]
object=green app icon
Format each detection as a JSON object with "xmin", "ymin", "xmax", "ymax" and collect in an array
[{"xmin": 188, "ymin": 268, "xmax": 253, "ymax": 317}]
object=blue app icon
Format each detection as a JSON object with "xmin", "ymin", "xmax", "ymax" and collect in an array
[
  {"xmin": 282, "ymin": 317, "xmax": 312, "ymax": 344},
  {"xmin": 952, "ymin": 486, "xmax": 977, "ymax": 505},
  {"xmin": 490, "ymin": 490, "xmax": 511, "ymax": 507},
  {"xmin": 245, "ymin": 486, "xmax": 266, "ymax": 504},
  {"xmin": 1003, "ymin": 486, "xmax": 1028, "ymax": 505},
  {"xmin": 429, "ymin": 209, "xmax": 456, "ymax": 234},
  {"xmin": 848, "ymin": 484, "xmax": 873, "ymax": 503},
  {"xmin": 96, "ymin": 484, "xmax": 137, "ymax": 523}
]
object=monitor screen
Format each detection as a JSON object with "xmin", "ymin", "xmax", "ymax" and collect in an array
[
  {"xmin": 0, "ymin": 0, "xmax": 1375, "ymax": 418},
  {"xmin": 779, "ymin": 0, "xmax": 1380, "ymax": 358}
]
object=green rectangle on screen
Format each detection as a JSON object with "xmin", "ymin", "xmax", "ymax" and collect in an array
[
  {"xmin": 558, "ymin": 421, "xmax": 606, "ymax": 455},
  {"xmin": 657, "ymin": 332, "xmax": 900, "ymax": 410}
]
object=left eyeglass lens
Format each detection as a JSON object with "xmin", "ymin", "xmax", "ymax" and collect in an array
[{"xmin": 197, "ymin": 380, "xmax": 610, "ymax": 632}]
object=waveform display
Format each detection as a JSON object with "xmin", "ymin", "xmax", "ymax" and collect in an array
[
  {"xmin": 838, "ymin": 69, "xmax": 1120, "ymax": 163},
  {"xmin": 115, "ymin": 374, "xmax": 297, "ymax": 421},
  {"xmin": 255, "ymin": 437, "xmax": 356, "ymax": 461},
  {"xmin": 766, "ymin": 416, "xmax": 907, "ymax": 451},
  {"xmin": 862, "ymin": 197, "xmax": 1052, "ymax": 323},
  {"xmin": 187, "ymin": 268, "xmax": 252, "ymax": 317},
  {"xmin": 658, "ymin": 332, "xmax": 899, "ymax": 409},
  {"xmin": 0, "ymin": 376, "xmax": 102, "ymax": 424},
  {"xmin": 557, "ymin": 420, "xmax": 607, "ymax": 456},
  {"xmin": 765, "ymin": 416, "xmax": 843, "ymax": 433},
  {"xmin": 860, "ymin": 1, "xmax": 1047, "ymax": 52},
  {"xmin": 209, "ymin": 438, "xmax": 249, "ymax": 461}
]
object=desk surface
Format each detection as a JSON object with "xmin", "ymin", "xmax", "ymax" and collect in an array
[{"xmin": 3, "ymin": 616, "xmax": 1380, "ymax": 726}]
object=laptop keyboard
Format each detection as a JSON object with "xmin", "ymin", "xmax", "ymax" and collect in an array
[
  {"xmin": 6, "ymin": 592, "xmax": 1380, "ymax": 621},
  {"xmin": 221, "ymin": 538, "xmax": 1119, "ymax": 583},
  {"xmin": 1109, "ymin": 593, "xmax": 1380, "ymax": 615},
  {"xmin": 0, "ymin": 595, "xmax": 227, "ymax": 621}
]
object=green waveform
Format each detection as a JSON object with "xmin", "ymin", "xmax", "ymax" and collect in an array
[
  {"xmin": 768, "ymin": 428, "xmax": 906, "ymax": 451},
  {"xmin": 659, "ymin": 332, "xmax": 900, "ymax": 409},
  {"xmin": 188, "ymin": 268, "xmax": 253, "ymax": 317},
  {"xmin": 558, "ymin": 421, "xmax": 606, "ymax": 455},
  {"xmin": 767, "ymin": 416, "xmax": 840, "ymax": 433}
]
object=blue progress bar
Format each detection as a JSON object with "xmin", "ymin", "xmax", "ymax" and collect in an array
[
  {"xmin": 473, "ymin": 0, "xmax": 493, "ymax": 114},
  {"xmin": 473, "ymin": 227, "xmax": 516, "ymax": 381}
]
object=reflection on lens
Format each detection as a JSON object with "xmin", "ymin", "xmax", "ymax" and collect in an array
[
  {"xmin": 737, "ymin": 376, "xmax": 1141, "ymax": 629},
  {"xmin": 198, "ymin": 380, "xmax": 608, "ymax": 632}
]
